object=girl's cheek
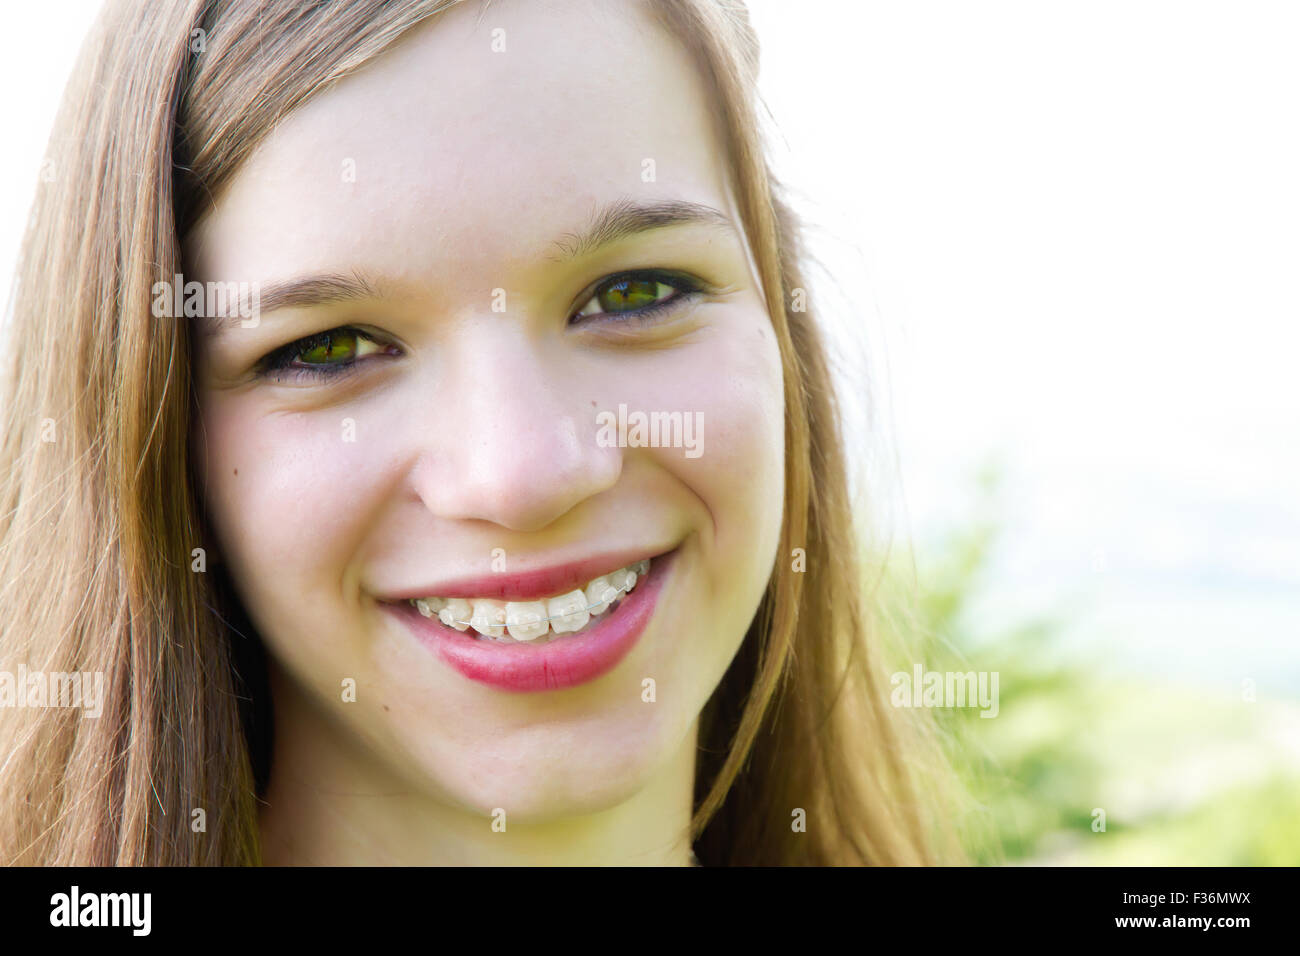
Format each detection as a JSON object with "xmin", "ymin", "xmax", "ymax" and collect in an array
[
  {"xmin": 201, "ymin": 396, "xmax": 379, "ymax": 583},
  {"xmin": 644, "ymin": 310, "xmax": 786, "ymax": 565},
  {"xmin": 661, "ymin": 312, "xmax": 783, "ymax": 474}
]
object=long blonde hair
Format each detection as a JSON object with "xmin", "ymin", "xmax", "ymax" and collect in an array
[{"xmin": 0, "ymin": 0, "xmax": 966, "ymax": 865}]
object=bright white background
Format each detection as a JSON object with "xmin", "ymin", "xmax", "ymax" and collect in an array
[{"xmin": 3, "ymin": 2, "xmax": 1297, "ymax": 695}]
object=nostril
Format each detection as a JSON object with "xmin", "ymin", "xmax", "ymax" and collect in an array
[{"xmin": 410, "ymin": 412, "xmax": 623, "ymax": 531}]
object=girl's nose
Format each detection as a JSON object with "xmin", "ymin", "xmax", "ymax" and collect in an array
[{"xmin": 407, "ymin": 323, "xmax": 623, "ymax": 532}]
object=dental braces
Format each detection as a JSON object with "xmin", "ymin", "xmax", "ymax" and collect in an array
[{"xmin": 434, "ymin": 575, "xmax": 638, "ymax": 629}]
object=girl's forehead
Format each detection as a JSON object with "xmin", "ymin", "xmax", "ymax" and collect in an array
[{"xmin": 187, "ymin": 0, "xmax": 737, "ymax": 284}]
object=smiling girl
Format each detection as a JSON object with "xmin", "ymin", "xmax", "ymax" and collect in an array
[{"xmin": 0, "ymin": 0, "xmax": 965, "ymax": 865}]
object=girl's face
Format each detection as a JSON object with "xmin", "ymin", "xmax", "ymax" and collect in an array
[{"xmin": 189, "ymin": 0, "xmax": 784, "ymax": 827}]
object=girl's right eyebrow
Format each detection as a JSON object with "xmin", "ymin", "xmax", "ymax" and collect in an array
[
  {"xmin": 258, "ymin": 270, "xmax": 385, "ymax": 313},
  {"xmin": 199, "ymin": 269, "xmax": 385, "ymax": 337}
]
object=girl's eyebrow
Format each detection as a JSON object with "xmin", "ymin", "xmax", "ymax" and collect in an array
[
  {"xmin": 259, "ymin": 269, "xmax": 384, "ymax": 316},
  {"xmin": 196, "ymin": 270, "xmax": 385, "ymax": 337},
  {"xmin": 549, "ymin": 197, "xmax": 736, "ymax": 261},
  {"xmin": 202, "ymin": 198, "xmax": 735, "ymax": 336}
]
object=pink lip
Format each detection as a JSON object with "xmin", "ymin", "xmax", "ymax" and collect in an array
[
  {"xmin": 382, "ymin": 547, "xmax": 670, "ymax": 603},
  {"xmin": 382, "ymin": 547, "xmax": 678, "ymax": 692}
]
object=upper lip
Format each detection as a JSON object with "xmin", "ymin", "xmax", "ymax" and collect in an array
[{"xmin": 380, "ymin": 545, "xmax": 674, "ymax": 603}]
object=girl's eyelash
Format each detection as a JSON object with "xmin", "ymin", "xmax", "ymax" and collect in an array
[
  {"xmin": 256, "ymin": 326, "xmax": 388, "ymax": 383},
  {"xmin": 255, "ymin": 269, "xmax": 709, "ymax": 384},
  {"xmin": 568, "ymin": 269, "xmax": 708, "ymax": 326}
]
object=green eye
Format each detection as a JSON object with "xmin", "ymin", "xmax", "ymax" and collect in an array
[
  {"xmin": 260, "ymin": 326, "xmax": 392, "ymax": 381},
  {"xmin": 596, "ymin": 277, "xmax": 667, "ymax": 312},
  {"xmin": 572, "ymin": 270, "xmax": 701, "ymax": 322},
  {"xmin": 298, "ymin": 329, "xmax": 362, "ymax": 365}
]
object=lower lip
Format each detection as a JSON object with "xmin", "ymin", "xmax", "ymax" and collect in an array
[{"xmin": 384, "ymin": 549, "xmax": 677, "ymax": 692}]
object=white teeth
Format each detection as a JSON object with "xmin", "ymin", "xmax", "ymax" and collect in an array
[
  {"xmin": 416, "ymin": 597, "xmax": 447, "ymax": 618},
  {"xmin": 438, "ymin": 598, "xmax": 472, "ymax": 631},
  {"xmin": 584, "ymin": 575, "xmax": 619, "ymax": 615},
  {"xmin": 412, "ymin": 558, "xmax": 655, "ymax": 641},
  {"xmin": 505, "ymin": 601, "xmax": 549, "ymax": 642},
  {"xmin": 469, "ymin": 599, "xmax": 507, "ymax": 638},
  {"xmin": 547, "ymin": 589, "xmax": 590, "ymax": 634}
]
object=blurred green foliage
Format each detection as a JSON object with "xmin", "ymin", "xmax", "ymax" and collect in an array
[{"xmin": 876, "ymin": 467, "xmax": 1300, "ymax": 865}]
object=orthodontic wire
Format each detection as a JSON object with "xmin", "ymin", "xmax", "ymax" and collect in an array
[{"xmin": 420, "ymin": 571, "xmax": 642, "ymax": 628}]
